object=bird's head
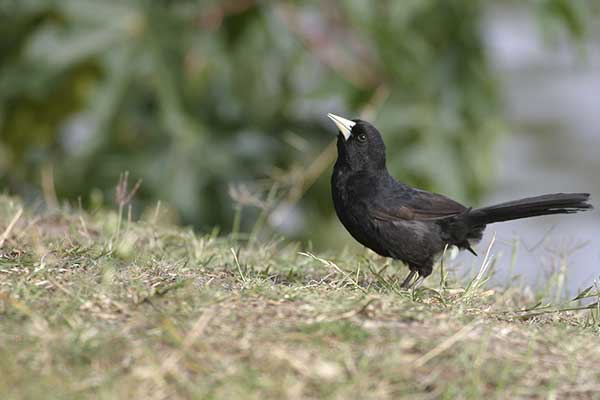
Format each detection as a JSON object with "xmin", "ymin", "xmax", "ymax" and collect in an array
[{"xmin": 327, "ymin": 113, "xmax": 387, "ymax": 171}]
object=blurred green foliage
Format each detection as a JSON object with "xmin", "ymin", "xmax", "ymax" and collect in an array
[{"xmin": 0, "ymin": 0, "xmax": 593, "ymax": 243}]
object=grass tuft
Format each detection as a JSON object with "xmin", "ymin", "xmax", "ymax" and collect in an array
[{"xmin": 0, "ymin": 195, "xmax": 598, "ymax": 399}]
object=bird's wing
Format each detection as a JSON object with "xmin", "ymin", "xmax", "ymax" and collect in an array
[{"xmin": 369, "ymin": 189, "xmax": 467, "ymax": 222}]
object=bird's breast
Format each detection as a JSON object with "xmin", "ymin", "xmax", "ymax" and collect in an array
[{"xmin": 331, "ymin": 168, "xmax": 390, "ymax": 256}]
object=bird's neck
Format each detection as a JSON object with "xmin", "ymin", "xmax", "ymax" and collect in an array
[{"xmin": 335, "ymin": 158, "xmax": 388, "ymax": 175}]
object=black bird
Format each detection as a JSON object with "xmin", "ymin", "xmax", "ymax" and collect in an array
[{"xmin": 327, "ymin": 113, "xmax": 593, "ymax": 288}]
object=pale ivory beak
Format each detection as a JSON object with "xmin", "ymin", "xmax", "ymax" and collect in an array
[{"xmin": 327, "ymin": 113, "xmax": 355, "ymax": 141}]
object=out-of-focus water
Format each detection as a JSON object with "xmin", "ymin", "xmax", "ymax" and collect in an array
[{"xmin": 456, "ymin": 6, "xmax": 600, "ymax": 294}]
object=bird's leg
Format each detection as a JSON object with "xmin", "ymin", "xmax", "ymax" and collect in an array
[
  {"xmin": 400, "ymin": 270, "xmax": 417, "ymax": 288},
  {"xmin": 409, "ymin": 276, "xmax": 425, "ymax": 290}
]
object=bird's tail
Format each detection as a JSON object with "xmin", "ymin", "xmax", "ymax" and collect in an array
[{"xmin": 465, "ymin": 193, "xmax": 592, "ymax": 227}]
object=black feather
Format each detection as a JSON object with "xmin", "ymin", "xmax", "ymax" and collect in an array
[{"xmin": 329, "ymin": 117, "xmax": 593, "ymax": 280}]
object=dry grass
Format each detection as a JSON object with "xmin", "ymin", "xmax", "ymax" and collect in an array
[{"xmin": 0, "ymin": 195, "xmax": 599, "ymax": 399}]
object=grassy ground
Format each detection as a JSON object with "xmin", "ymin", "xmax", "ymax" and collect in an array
[{"xmin": 0, "ymin": 195, "xmax": 599, "ymax": 399}]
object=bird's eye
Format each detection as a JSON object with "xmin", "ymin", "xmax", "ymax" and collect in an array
[{"xmin": 357, "ymin": 133, "xmax": 367, "ymax": 142}]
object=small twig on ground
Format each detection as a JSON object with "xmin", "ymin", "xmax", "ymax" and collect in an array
[
  {"xmin": 0, "ymin": 208, "xmax": 23, "ymax": 249},
  {"xmin": 414, "ymin": 321, "xmax": 479, "ymax": 368}
]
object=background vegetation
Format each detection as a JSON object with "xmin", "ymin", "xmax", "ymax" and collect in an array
[{"xmin": 0, "ymin": 0, "xmax": 594, "ymax": 245}]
